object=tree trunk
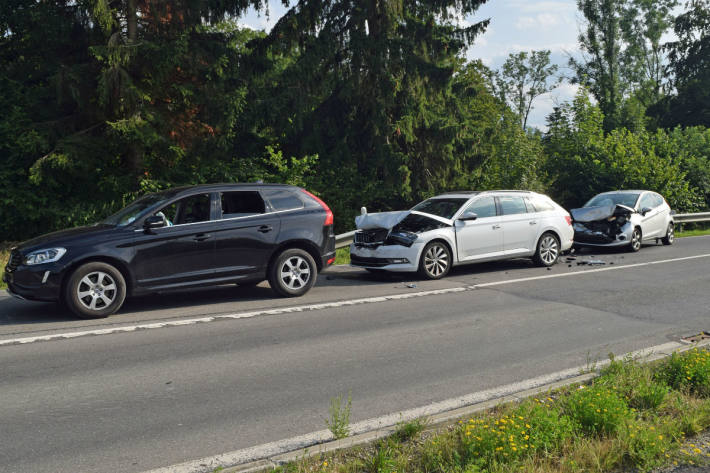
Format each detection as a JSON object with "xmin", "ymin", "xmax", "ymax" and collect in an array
[{"xmin": 127, "ymin": 0, "xmax": 138, "ymax": 43}]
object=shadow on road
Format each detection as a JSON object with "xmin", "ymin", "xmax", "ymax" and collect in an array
[{"xmin": 0, "ymin": 244, "xmax": 649, "ymax": 327}]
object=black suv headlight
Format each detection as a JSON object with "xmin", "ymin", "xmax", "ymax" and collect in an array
[{"xmin": 23, "ymin": 248, "xmax": 67, "ymax": 265}]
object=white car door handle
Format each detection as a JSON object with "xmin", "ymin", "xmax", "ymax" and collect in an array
[
  {"xmin": 492, "ymin": 224, "xmax": 501, "ymax": 230},
  {"xmin": 529, "ymin": 221, "xmax": 537, "ymax": 225}
]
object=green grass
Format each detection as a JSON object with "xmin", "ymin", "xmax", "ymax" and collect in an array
[
  {"xmin": 334, "ymin": 247, "xmax": 350, "ymax": 265},
  {"xmin": 0, "ymin": 243, "xmax": 12, "ymax": 290},
  {"xmin": 274, "ymin": 349, "xmax": 710, "ymax": 473},
  {"xmin": 677, "ymin": 227, "xmax": 710, "ymax": 238}
]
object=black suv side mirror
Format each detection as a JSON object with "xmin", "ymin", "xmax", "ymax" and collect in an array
[
  {"xmin": 640, "ymin": 207, "xmax": 652, "ymax": 216},
  {"xmin": 144, "ymin": 215, "xmax": 165, "ymax": 232},
  {"xmin": 458, "ymin": 213, "xmax": 478, "ymax": 221}
]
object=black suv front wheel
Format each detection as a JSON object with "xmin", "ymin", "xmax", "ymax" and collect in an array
[
  {"xmin": 64, "ymin": 262, "xmax": 127, "ymax": 318},
  {"xmin": 269, "ymin": 248, "xmax": 317, "ymax": 297}
]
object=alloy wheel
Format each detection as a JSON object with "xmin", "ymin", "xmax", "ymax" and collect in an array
[
  {"xmin": 279, "ymin": 256, "xmax": 311, "ymax": 290},
  {"xmin": 667, "ymin": 225, "xmax": 674, "ymax": 244},
  {"xmin": 424, "ymin": 244, "xmax": 449, "ymax": 277},
  {"xmin": 76, "ymin": 271, "xmax": 117, "ymax": 311},
  {"xmin": 631, "ymin": 229, "xmax": 642, "ymax": 251},
  {"xmin": 539, "ymin": 235, "xmax": 559, "ymax": 265}
]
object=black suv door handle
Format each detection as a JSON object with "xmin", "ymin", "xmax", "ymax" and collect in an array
[
  {"xmin": 193, "ymin": 233, "xmax": 211, "ymax": 242},
  {"xmin": 258, "ymin": 225, "xmax": 273, "ymax": 233}
]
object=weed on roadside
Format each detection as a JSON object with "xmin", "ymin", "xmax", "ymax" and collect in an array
[{"xmin": 326, "ymin": 392, "xmax": 352, "ymax": 440}]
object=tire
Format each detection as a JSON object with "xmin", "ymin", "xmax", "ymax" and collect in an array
[
  {"xmin": 64, "ymin": 262, "xmax": 126, "ymax": 319},
  {"xmin": 533, "ymin": 232, "xmax": 560, "ymax": 267},
  {"xmin": 268, "ymin": 248, "xmax": 317, "ymax": 297},
  {"xmin": 418, "ymin": 241, "xmax": 451, "ymax": 280},
  {"xmin": 661, "ymin": 223, "xmax": 674, "ymax": 246},
  {"xmin": 629, "ymin": 227, "xmax": 642, "ymax": 252}
]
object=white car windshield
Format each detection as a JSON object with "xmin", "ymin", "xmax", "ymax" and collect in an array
[
  {"xmin": 585, "ymin": 193, "xmax": 640, "ymax": 208},
  {"xmin": 411, "ymin": 198, "xmax": 468, "ymax": 219}
]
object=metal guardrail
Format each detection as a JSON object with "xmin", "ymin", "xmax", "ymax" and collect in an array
[
  {"xmin": 674, "ymin": 212, "xmax": 710, "ymax": 224},
  {"xmin": 334, "ymin": 211, "xmax": 710, "ymax": 250},
  {"xmin": 335, "ymin": 230, "xmax": 356, "ymax": 249}
]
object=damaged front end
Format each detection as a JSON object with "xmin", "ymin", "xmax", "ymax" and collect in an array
[
  {"xmin": 353, "ymin": 212, "xmax": 449, "ymax": 249},
  {"xmin": 350, "ymin": 210, "xmax": 452, "ymax": 270},
  {"xmin": 571, "ymin": 204, "xmax": 635, "ymax": 246}
]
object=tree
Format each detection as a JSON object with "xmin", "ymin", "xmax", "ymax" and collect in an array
[
  {"xmin": 241, "ymin": 0, "xmax": 491, "ymax": 228},
  {"xmin": 491, "ymin": 50, "xmax": 559, "ymax": 130},
  {"xmin": 620, "ymin": 0, "xmax": 678, "ymax": 105},
  {"xmin": 570, "ymin": 0, "xmax": 678, "ymax": 131},
  {"xmin": 650, "ymin": 0, "xmax": 710, "ymax": 128},
  {"xmin": 570, "ymin": 0, "xmax": 628, "ymax": 132},
  {"xmin": 544, "ymin": 88, "xmax": 703, "ymax": 211}
]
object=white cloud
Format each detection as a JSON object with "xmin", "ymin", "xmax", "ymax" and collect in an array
[{"xmin": 515, "ymin": 13, "xmax": 562, "ymax": 30}]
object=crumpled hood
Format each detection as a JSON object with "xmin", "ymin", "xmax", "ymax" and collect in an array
[
  {"xmin": 571, "ymin": 204, "xmax": 635, "ymax": 223},
  {"xmin": 355, "ymin": 211, "xmax": 410, "ymax": 230},
  {"xmin": 355, "ymin": 210, "xmax": 451, "ymax": 230}
]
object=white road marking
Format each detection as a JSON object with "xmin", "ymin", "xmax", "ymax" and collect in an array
[
  {"xmin": 472, "ymin": 253, "xmax": 710, "ymax": 288},
  {"xmin": 142, "ymin": 340, "xmax": 691, "ymax": 473},
  {"xmin": 2, "ymin": 252, "xmax": 710, "ymax": 347},
  {"xmin": 0, "ymin": 287, "xmax": 467, "ymax": 347}
]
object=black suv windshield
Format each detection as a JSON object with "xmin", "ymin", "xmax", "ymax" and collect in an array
[
  {"xmin": 584, "ymin": 193, "xmax": 640, "ymax": 208},
  {"xmin": 102, "ymin": 193, "xmax": 174, "ymax": 226},
  {"xmin": 411, "ymin": 198, "xmax": 468, "ymax": 219}
]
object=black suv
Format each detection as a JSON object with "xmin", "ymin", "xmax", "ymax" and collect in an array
[{"xmin": 4, "ymin": 184, "xmax": 335, "ymax": 318}]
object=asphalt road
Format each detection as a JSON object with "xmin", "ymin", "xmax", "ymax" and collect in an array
[{"xmin": 1, "ymin": 237, "xmax": 710, "ymax": 473}]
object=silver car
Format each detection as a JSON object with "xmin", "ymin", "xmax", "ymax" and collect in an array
[
  {"xmin": 571, "ymin": 190, "xmax": 674, "ymax": 252},
  {"xmin": 350, "ymin": 190, "xmax": 574, "ymax": 279}
]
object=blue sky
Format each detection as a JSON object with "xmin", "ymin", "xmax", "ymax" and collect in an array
[{"xmin": 239, "ymin": 1, "xmax": 584, "ymax": 129}]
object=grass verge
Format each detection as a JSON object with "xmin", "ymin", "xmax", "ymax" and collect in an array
[
  {"xmin": 271, "ymin": 348, "xmax": 710, "ymax": 473},
  {"xmin": 677, "ymin": 227, "xmax": 710, "ymax": 238},
  {"xmin": 334, "ymin": 247, "xmax": 350, "ymax": 265},
  {"xmin": 0, "ymin": 243, "xmax": 13, "ymax": 290}
]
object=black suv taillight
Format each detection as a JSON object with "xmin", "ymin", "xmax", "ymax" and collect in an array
[{"xmin": 301, "ymin": 189, "xmax": 333, "ymax": 226}]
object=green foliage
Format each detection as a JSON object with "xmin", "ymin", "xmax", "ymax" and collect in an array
[
  {"xmin": 654, "ymin": 0, "xmax": 710, "ymax": 128},
  {"xmin": 326, "ymin": 392, "xmax": 352, "ymax": 440},
  {"xmin": 619, "ymin": 418, "xmax": 676, "ymax": 472},
  {"xmin": 545, "ymin": 89, "xmax": 704, "ymax": 210},
  {"xmin": 564, "ymin": 383, "xmax": 632, "ymax": 435},
  {"xmin": 658, "ymin": 348, "xmax": 710, "ymax": 397},
  {"xmin": 393, "ymin": 418, "xmax": 427, "ymax": 442},
  {"xmin": 599, "ymin": 356, "xmax": 668, "ymax": 410},
  {"xmin": 490, "ymin": 50, "xmax": 560, "ymax": 129}
]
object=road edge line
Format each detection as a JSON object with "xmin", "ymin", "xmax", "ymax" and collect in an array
[{"xmin": 143, "ymin": 339, "xmax": 710, "ymax": 473}]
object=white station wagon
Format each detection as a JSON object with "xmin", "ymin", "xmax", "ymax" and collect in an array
[{"xmin": 350, "ymin": 190, "xmax": 574, "ymax": 279}]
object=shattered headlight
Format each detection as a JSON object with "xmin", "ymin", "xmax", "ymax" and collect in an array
[
  {"xmin": 385, "ymin": 231, "xmax": 418, "ymax": 247},
  {"xmin": 23, "ymin": 248, "xmax": 67, "ymax": 265}
]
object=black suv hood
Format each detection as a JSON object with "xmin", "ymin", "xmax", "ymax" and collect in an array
[{"xmin": 16, "ymin": 224, "xmax": 120, "ymax": 253}]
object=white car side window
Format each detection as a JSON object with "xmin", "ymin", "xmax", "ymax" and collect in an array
[{"xmin": 461, "ymin": 196, "xmax": 497, "ymax": 218}]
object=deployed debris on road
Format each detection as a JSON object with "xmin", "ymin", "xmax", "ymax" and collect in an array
[{"xmin": 576, "ymin": 259, "xmax": 606, "ymax": 266}]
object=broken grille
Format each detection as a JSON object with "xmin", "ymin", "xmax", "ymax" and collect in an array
[{"xmin": 354, "ymin": 229, "xmax": 389, "ymax": 245}]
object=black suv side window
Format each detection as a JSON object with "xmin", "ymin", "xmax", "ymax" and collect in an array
[
  {"xmin": 220, "ymin": 191, "xmax": 266, "ymax": 218},
  {"xmin": 155, "ymin": 193, "xmax": 211, "ymax": 226},
  {"xmin": 264, "ymin": 189, "xmax": 305, "ymax": 211}
]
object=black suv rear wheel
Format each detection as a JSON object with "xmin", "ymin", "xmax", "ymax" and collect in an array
[
  {"xmin": 64, "ymin": 262, "xmax": 126, "ymax": 318},
  {"xmin": 268, "ymin": 248, "xmax": 317, "ymax": 297}
]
